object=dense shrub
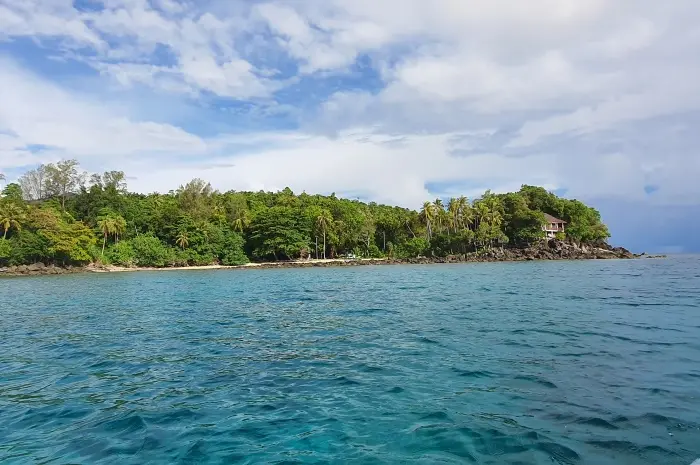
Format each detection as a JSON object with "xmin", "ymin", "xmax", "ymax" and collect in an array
[
  {"xmin": 129, "ymin": 235, "xmax": 172, "ymax": 267},
  {"xmin": 395, "ymin": 237, "xmax": 430, "ymax": 258},
  {"xmin": 106, "ymin": 241, "xmax": 137, "ymax": 267}
]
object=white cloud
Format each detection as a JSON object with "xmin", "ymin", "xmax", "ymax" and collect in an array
[{"xmin": 0, "ymin": 57, "xmax": 206, "ymax": 170}]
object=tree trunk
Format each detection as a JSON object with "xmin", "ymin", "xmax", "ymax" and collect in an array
[
  {"xmin": 102, "ymin": 234, "xmax": 106, "ymax": 256},
  {"xmin": 407, "ymin": 222, "xmax": 416, "ymax": 238},
  {"xmin": 315, "ymin": 236, "xmax": 318, "ymax": 259},
  {"xmin": 322, "ymin": 231, "xmax": 326, "ymax": 259}
]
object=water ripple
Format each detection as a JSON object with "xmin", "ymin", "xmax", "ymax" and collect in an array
[{"xmin": 1, "ymin": 256, "xmax": 700, "ymax": 464}]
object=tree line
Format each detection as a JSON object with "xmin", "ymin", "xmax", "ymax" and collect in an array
[{"xmin": 0, "ymin": 161, "xmax": 610, "ymax": 267}]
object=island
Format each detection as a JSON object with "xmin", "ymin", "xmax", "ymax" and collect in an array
[{"xmin": 1, "ymin": 160, "xmax": 650, "ymax": 277}]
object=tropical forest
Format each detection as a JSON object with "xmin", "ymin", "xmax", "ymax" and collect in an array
[{"xmin": 0, "ymin": 161, "xmax": 611, "ymax": 268}]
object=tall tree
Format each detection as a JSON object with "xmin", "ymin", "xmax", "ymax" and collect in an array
[
  {"xmin": 177, "ymin": 178, "xmax": 214, "ymax": 221},
  {"xmin": 457, "ymin": 196, "xmax": 473, "ymax": 231},
  {"xmin": 0, "ymin": 201, "xmax": 26, "ymax": 240},
  {"xmin": 315, "ymin": 209, "xmax": 333, "ymax": 259},
  {"xmin": 420, "ymin": 202, "xmax": 435, "ymax": 239},
  {"xmin": 176, "ymin": 231, "xmax": 189, "ymax": 250},
  {"xmin": 2, "ymin": 183, "xmax": 24, "ymax": 202},
  {"xmin": 19, "ymin": 165, "xmax": 48, "ymax": 201},
  {"xmin": 113, "ymin": 215, "xmax": 127, "ymax": 243},
  {"xmin": 45, "ymin": 160, "xmax": 84, "ymax": 211},
  {"xmin": 433, "ymin": 199, "xmax": 445, "ymax": 234},
  {"xmin": 97, "ymin": 216, "xmax": 115, "ymax": 256}
]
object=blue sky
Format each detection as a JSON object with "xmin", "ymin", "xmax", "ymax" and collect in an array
[{"xmin": 1, "ymin": 0, "xmax": 699, "ymax": 252}]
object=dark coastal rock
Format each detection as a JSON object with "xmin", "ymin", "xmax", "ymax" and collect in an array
[
  {"xmin": 0, "ymin": 263, "xmax": 85, "ymax": 277},
  {"xmin": 27, "ymin": 263, "xmax": 46, "ymax": 271},
  {"xmin": 0, "ymin": 240, "xmax": 643, "ymax": 277}
]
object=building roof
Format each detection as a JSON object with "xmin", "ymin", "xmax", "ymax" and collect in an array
[{"xmin": 544, "ymin": 213, "xmax": 567, "ymax": 224}]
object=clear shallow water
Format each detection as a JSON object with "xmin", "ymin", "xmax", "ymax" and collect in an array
[{"xmin": 1, "ymin": 258, "xmax": 700, "ymax": 464}]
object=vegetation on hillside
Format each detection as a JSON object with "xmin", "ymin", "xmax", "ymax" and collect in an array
[{"xmin": 0, "ymin": 161, "xmax": 610, "ymax": 267}]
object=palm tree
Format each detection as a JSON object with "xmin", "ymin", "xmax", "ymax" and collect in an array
[
  {"xmin": 457, "ymin": 196, "xmax": 473, "ymax": 231},
  {"xmin": 212, "ymin": 203, "xmax": 226, "ymax": 226},
  {"xmin": 474, "ymin": 202, "xmax": 489, "ymax": 230},
  {"xmin": 176, "ymin": 231, "xmax": 189, "ymax": 250},
  {"xmin": 433, "ymin": 199, "xmax": 445, "ymax": 234},
  {"xmin": 113, "ymin": 215, "xmax": 126, "ymax": 243},
  {"xmin": 233, "ymin": 211, "xmax": 249, "ymax": 233},
  {"xmin": 420, "ymin": 201, "xmax": 435, "ymax": 239},
  {"xmin": 0, "ymin": 202, "xmax": 24, "ymax": 240},
  {"xmin": 0, "ymin": 173, "xmax": 5, "ymax": 183},
  {"xmin": 316, "ymin": 210, "xmax": 333, "ymax": 259},
  {"xmin": 97, "ymin": 216, "xmax": 115, "ymax": 256},
  {"xmin": 405, "ymin": 218, "xmax": 417, "ymax": 238},
  {"xmin": 447, "ymin": 198, "xmax": 460, "ymax": 234}
]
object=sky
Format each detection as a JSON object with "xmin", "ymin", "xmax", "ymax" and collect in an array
[{"xmin": 0, "ymin": 0, "xmax": 699, "ymax": 253}]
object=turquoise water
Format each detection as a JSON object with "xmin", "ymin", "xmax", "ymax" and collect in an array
[{"xmin": 1, "ymin": 258, "xmax": 700, "ymax": 464}]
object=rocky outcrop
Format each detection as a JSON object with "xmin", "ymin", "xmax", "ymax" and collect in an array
[
  {"xmin": 0, "ymin": 263, "xmax": 85, "ymax": 277},
  {"xmin": 0, "ymin": 240, "xmax": 650, "ymax": 277},
  {"xmin": 245, "ymin": 240, "xmax": 642, "ymax": 269}
]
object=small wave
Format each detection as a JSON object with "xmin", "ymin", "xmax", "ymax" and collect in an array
[
  {"xmin": 586, "ymin": 440, "xmax": 676, "ymax": 457},
  {"xmin": 575, "ymin": 417, "xmax": 619, "ymax": 430},
  {"xmin": 353, "ymin": 363, "xmax": 385, "ymax": 373},
  {"xmin": 536, "ymin": 442, "xmax": 581, "ymax": 464},
  {"xmin": 453, "ymin": 369, "xmax": 495, "ymax": 379},
  {"xmin": 420, "ymin": 411, "xmax": 452, "ymax": 422},
  {"xmin": 334, "ymin": 376, "xmax": 361, "ymax": 386},
  {"xmin": 514, "ymin": 375, "xmax": 558, "ymax": 389},
  {"xmin": 504, "ymin": 341, "xmax": 534, "ymax": 348}
]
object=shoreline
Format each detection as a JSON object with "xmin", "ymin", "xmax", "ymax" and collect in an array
[
  {"xmin": 85, "ymin": 258, "xmax": 389, "ymax": 274},
  {"xmin": 1, "ymin": 246, "xmax": 667, "ymax": 278}
]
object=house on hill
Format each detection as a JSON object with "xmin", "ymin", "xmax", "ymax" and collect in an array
[{"xmin": 543, "ymin": 213, "xmax": 566, "ymax": 238}]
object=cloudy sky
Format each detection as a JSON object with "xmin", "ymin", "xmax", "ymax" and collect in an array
[{"xmin": 1, "ymin": 0, "xmax": 699, "ymax": 252}]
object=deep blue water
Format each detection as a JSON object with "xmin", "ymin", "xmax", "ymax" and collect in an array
[{"xmin": 1, "ymin": 258, "xmax": 700, "ymax": 464}]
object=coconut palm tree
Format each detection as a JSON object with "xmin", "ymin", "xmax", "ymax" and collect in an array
[
  {"xmin": 457, "ymin": 196, "xmax": 473, "ymax": 231},
  {"xmin": 176, "ymin": 231, "xmax": 189, "ymax": 250},
  {"xmin": 433, "ymin": 199, "xmax": 445, "ymax": 234},
  {"xmin": 0, "ymin": 202, "xmax": 24, "ymax": 240},
  {"xmin": 447, "ymin": 198, "xmax": 460, "ymax": 234},
  {"xmin": 113, "ymin": 215, "xmax": 127, "ymax": 243},
  {"xmin": 233, "ymin": 211, "xmax": 249, "ymax": 233},
  {"xmin": 0, "ymin": 173, "xmax": 5, "ymax": 183},
  {"xmin": 315, "ymin": 210, "xmax": 333, "ymax": 259},
  {"xmin": 473, "ymin": 201, "xmax": 490, "ymax": 230},
  {"xmin": 97, "ymin": 216, "xmax": 115, "ymax": 255},
  {"xmin": 212, "ymin": 203, "xmax": 226, "ymax": 226},
  {"xmin": 420, "ymin": 201, "xmax": 435, "ymax": 239}
]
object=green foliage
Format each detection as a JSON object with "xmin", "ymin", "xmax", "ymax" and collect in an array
[
  {"xmin": 1, "ymin": 160, "xmax": 614, "ymax": 268},
  {"xmin": 5, "ymin": 231, "xmax": 49, "ymax": 265},
  {"xmin": 249, "ymin": 206, "xmax": 310, "ymax": 260},
  {"xmin": 0, "ymin": 239, "xmax": 11, "ymax": 264},
  {"xmin": 395, "ymin": 237, "xmax": 430, "ymax": 258},
  {"xmin": 219, "ymin": 231, "xmax": 249, "ymax": 265},
  {"xmin": 517, "ymin": 186, "xmax": 609, "ymax": 243},
  {"xmin": 2, "ymin": 183, "xmax": 23, "ymax": 202},
  {"xmin": 128, "ymin": 235, "xmax": 173, "ymax": 267},
  {"xmin": 106, "ymin": 241, "xmax": 137, "ymax": 267},
  {"xmin": 25, "ymin": 207, "xmax": 96, "ymax": 264},
  {"xmin": 501, "ymin": 192, "xmax": 546, "ymax": 245}
]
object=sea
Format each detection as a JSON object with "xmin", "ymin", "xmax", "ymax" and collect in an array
[{"xmin": 1, "ymin": 257, "xmax": 699, "ymax": 464}]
